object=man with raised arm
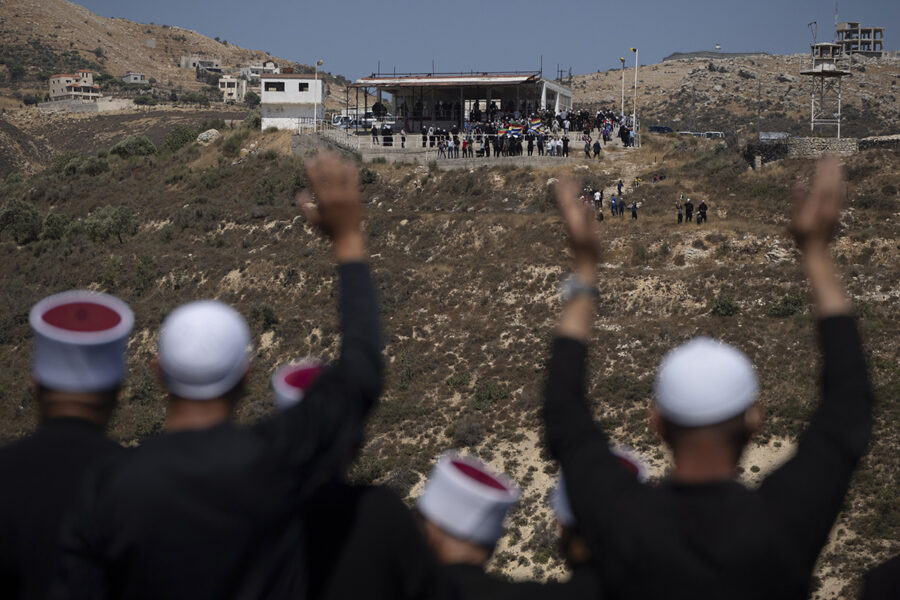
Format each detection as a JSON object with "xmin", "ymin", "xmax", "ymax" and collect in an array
[
  {"xmin": 55, "ymin": 153, "xmax": 383, "ymax": 600},
  {"xmin": 543, "ymin": 158, "xmax": 873, "ymax": 600}
]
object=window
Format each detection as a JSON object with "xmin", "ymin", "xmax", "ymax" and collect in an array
[
  {"xmin": 265, "ymin": 81, "xmax": 285, "ymax": 92},
  {"xmin": 298, "ymin": 82, "xmax": 309, "ymax": 92}
]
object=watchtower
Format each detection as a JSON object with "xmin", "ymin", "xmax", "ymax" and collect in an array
[{"xmin": 800, "ymin": 42, "xmax": 851, "ymax": 138}]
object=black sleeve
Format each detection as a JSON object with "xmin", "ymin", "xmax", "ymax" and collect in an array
[
  {"xmin": 256, "ymin": 261, "xmax": 383, "ymax": 490},
  {"xmin": 759, "ymin": 316, "xmax": 874, "ymax": 560},
  {"xmin": 542, "ymin": 337, "xmax": 642, "ymax": 546}
]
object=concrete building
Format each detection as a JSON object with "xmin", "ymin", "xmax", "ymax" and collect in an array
[
  {"xmin": 350, "ymin": 71, "xmax": 574, "ymax": 131},
  {"xmin": 218, "ymin": 75, "xmax": 247, "ymax": 104},
  {"xmin": 48, "ymin": 70, "xmax": 102, "ymax": 101},
  {"xmin": 121, "ymin": 71, "xmax": 148, "ymax": 84},
  {"xmin": 179, "ymin": 54, "xmax": 222, "ymax": 71},
  {"xmin": 260, "ymin": 74, "xmax": 324, "ymax": 130},
  {"xmin": 836, "ymin": 22, "xmax": 885, "ymax": 57},
  {"xmin": 241, "ymin": 60, "xmax": 280, "ymax": 82}
]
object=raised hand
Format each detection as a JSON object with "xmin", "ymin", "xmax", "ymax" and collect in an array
[
  {"xmin": 555, "ymin": 177, "xmax": 601, "ymax": 269},
  {"xmin": 296, "ymin": 152, "xmax": 366, "ymax": 262},
  {"xmin": 790, "ymin": 157, "xmax": 845, "ymax": 253}
]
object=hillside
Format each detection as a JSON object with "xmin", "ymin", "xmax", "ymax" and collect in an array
[
  {"xmin": 0, "ymin": 126, "xmax": 897, "ymax": 597},
  {"xmin": 0, "ymin": 0, "xmax": 351, "ymax": 103},
  {"xmin": 572, "ymin": 53, "xmax": 900, "ymax": 139}
]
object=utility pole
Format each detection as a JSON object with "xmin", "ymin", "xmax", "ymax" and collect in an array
[
  {"xmin": 619, "ymin": 57, "xmax": 625, "ymax": 118},
  {"xmin": 631, "ymin": 47, "xmax": 639, "ymax": 147},
  {"xmin": 757, "ymin": 77, "xmax": 761, "ymax": 139},
  {"xmin": 314, "ymin": 59, "xmax": 323, "ymax": 132}
]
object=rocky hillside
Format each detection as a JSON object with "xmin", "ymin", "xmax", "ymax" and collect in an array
[
  {"xmin": 572, "ymin": 53, "xmax": 900, "ymax": 139},
  {"xmin": 0, "ymin": 127, "xmax": 897, "ymax": 597}
]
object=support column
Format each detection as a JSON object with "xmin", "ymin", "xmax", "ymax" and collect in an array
[{"xmin": 459, "ymin": 87, "xmax": 464, "ymax": 129}]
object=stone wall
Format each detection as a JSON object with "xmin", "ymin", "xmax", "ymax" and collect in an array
[
  {"xmin": 859, "ymin": 135, "xmax": 900, "ymax": 151},
  {"xmin": 787, "ymin": 137, "xmax": 859, "ymax": 158},
  {"xmin": 37, "ymin": 98, "xmax": 134, "ymax": 114}
]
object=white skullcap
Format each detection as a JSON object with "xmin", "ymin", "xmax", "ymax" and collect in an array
[
  {"xmin": 551, "ymin": 446, "xmax": 648, "ymax": 527},
  {"xmin": 271, "ymin": 359, "xmax": 324, "ymax": 411},
  {"xmin": 655, "ymin": 337, "xmax": 758, "ymax": 426},
  {"xmin": 157, "ymin": 301, "xmax": 251, "ymax": 400},
  {"xmin": 418, "ymin": 452, "xmax": 520, "ymax": 547},
  {"xmin": 30, "ymin": 291, "xmax": 134, "ymax": 393}
]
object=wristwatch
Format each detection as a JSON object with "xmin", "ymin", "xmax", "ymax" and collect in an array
[{"xmin": 559, "ymin": 274, "xmax": 599, "ymax": 303}]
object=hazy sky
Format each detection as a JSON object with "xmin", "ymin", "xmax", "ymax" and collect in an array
[{"xmin": 72, "ymin": 0, "xmax": 898, "ymax": 80}]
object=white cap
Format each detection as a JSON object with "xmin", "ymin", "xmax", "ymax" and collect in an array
[
  {"xmin": 418, "ymin": 452, "xmax": 520, "ymax": 546},
  {"xmin": 157, "ymin": 301, "xmax": 251, "ymax": 400},
  {"xmin": 271, "ymin": 359, "xmax": 324, "ymax": 411},
  {"xmin": 654, "ymin": 337, "xmax": 758, "ymax": 426},
  {"xmin": 551, "ymin": 446, "xmax": 648, "ymax": 527},
  {"xmin": 30, "ymin": 291, "xmax": 134, "ymax": 393}
]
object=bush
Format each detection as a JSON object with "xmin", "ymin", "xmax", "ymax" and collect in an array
[
  {"xmin": 448, "ymin": 417, "xmax": 486, "ymax": 448},
  {"xmin": 79, "ymin": 156, "xmax": 109, "ymax": 176},
  {"xmin": 164, "ymin": 125, "xmax": 198, "ymax": 153},
  {"xmin": 244, "ymin": 91, "xmax": 260, "ymax": 107},
  {"xmin": 710, "ymin": 294, "xmax": 739, "ymax": 317},
  {"xmin": 251, "ymin": 304, "xmax": 279, "ymax": 330},
  {"xmin": 0, "ymin": 199, "xmax": 43, "ymax": 244},
  {"xmin": 222, "ymin": 131, "xmax": 247, "ymax": 157},
  {"xmin": 766, "ymin": 291, "xmax": 804, "ymax": 318},
  {"xmin": 133, "ymin": 95, "xmax": 157, "ymax": 106},
  {"xmin": 73, "ymin": 206, "xmax": 137, "ymax": 244},
  {"xmin": 23, "ymin": 93, "xmax": 41, "ymax": 106},
  {"xmin": 41, "ymin": 212, "xmax": 71, "ymax": 240},
  {"xmin": 110, "ymin": 135, "xmax": 157, "ymax": 158},
  {"xmin": 242, "ymin": 110, "xmax": 261, "ymax": 129},
  {"xmin": 470, "ymin": 380, "xmax": 509, "ymax": 411},
  {"xmin": 360, "ymin": 167, "xmax": 377, "ymax": 185}
]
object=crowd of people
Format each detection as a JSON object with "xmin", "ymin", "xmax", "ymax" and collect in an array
[
  {"xmin": 1, "ymin": 154, "xmax": 895, "ymax": 600},
  {"xmin": 367, "ymin": 108, "xmax": 635, "ymax": 160}
]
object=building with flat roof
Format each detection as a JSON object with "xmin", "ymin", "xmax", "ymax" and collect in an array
[
  {"xmin": 48, "ymin": 70, "xmax": 101, "ymax": 101},
  {"xmin": 179, "ymin": 54, "xmax": 222, "ymax": 72},
  {"xmin": 836, "ymin": 22, "xmax": 885, "ymax": 57},
  {"xmin": 241, "ymin": 60, "xmax": 280, "ymax": 82},
  {"xmin": 218, "ymin": 75, "xmax": 247, "ymax": 104},
  {"xmin": 260, "ymin": 74, "xmax": 325, "ymax": 130},
  {"xmin": 121, "ymin": 71, "xmax": 148, "ymax": 84},
  {"xmin": 349, "ymin": 70, "xmax": 574, "ymax": 131}
]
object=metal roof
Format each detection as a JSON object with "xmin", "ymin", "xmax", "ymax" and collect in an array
[{"xmin": 351, "ymin": 72, "xmax": 543, "ymax": 88}]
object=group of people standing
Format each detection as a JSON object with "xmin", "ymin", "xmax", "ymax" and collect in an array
[
  {"xmin": 1, "ymin": 154, "xmax": 891, "ymax": 600},
  {"xmin": 676, "ymin": 194, "xmax": 708, "ymax": 224}
]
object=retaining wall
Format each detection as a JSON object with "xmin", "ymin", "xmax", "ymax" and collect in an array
[
  {"xmin": 37, "ymin": 99, "xmax": 134, "ymax": 113},
  {"xmin": 787, "ymin": 137, "xmax": 859, "ymax": 158}
]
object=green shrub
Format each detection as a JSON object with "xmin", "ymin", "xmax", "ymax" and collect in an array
[
  {"xmin": 110, "ymin": 135, "xmax": 156, "ymax": 158},
  {"xmin": 50, "ymin": 151, "xmax": 83, "ymax": 175},
  {"xmin": 766, "ymin": 291, "xmax": 804, "ymax": 318},
  {"xmin": 251, "ymin": 303, "xmax": 279, "ymax": 330},
  {"xmin": 470, "ymin": 380, "xmax": 509, "ymax": 410},
  {"xmin": 710, "ymin": 294, "xmax": 739, "ymax": 317},
  {"xmin": 242, "ymin": 109, "xmax": 261, "ymax": 129},
  {"xmin": 245, "ymin": 91, "xmax": 260, "ymax": 107},
  {"xmin": 41, "ymin": 212, "xmax": 71, "ymax": 240},
  {"xmin": 448, "ymin": 417, "xmax": 486, "ymax": 448},
  {"xmin": 133, "ymin": 95, "xmax": 157, "ymax": 106},
  {"xmin": 0, "ymin": 199, "xmax": 42, "ymax": 244},
  {"xmin": 79, "ymin": 156, "xmax": 109, "ymax": 176},
  {"xmin": 164, "ymin": 125, "xmax": 197, "ymax": 152},
  {"xmin": 360, "ymin": 167, "xmax": 377, "ymax": 184},
  {"xmin": 222, "ymin": 131, "xmax": 247, "ymax": 157},
  {"xmin": 74, "ymin": 206, "xmax": 137, "ymax": 244}
]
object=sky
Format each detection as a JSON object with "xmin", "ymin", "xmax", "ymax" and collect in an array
[{"xmin": 72, "ymin": 0, "xmax": 898, "ymax": 81}]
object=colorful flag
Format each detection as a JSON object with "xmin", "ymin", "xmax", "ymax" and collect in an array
[
  {"xmin": 509, "ymin": 124, "xmax": 523, "ymax": 136},
  {"xmin": 529, "ymin": 118, "xmax": 542, "ymax": 129},
  {"xmin": 497, "ymin": 127, "xmax": 508, "ymax": 137}
]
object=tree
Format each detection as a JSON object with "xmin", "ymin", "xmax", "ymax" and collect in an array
[
  {"xmin": 372, "ymin": 101, "xmax": 387, "ymax": 118},
  {"xmin": 244, "ymin": 91, "xmax": 260, "ymax": 107},
  {"xmin": 0, "ymin": 199, "xmax": 43, "ymax": 244}
]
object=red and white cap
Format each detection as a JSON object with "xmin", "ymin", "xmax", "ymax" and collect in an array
[
  {"xmin": 29, "ymin": 290, "xmax": 134, "ymax": 393},
  {"xmin": 418, "ymin": 452, "xmax": 521, "ymax": 547},
  {"xmin": 551, "ymin": 446, "xmax": 649, "ymax": 527},
  {"xmin": 157, "ymin": 300, "xmax": 251, "ymax": 400},
  {"xmin": 271, "ymin": 359, "xmax": 324, "ymax": 411}
]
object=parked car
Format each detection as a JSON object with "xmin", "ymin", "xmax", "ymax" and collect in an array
[
  {"xmin": 649, "ymin": 125, "xmax": 673, "ymax": 133},
  {"xmin": 702, "ymin": 131, "xmax": 725, "ymax": 139}
]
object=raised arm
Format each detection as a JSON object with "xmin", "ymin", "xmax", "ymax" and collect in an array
[
  {"xmin": 543, "ymin": 179, "xmax": 640, "ymax": 533},
  {"xmin": 760, "ymin": 157, "xmax": 873, "ymax": 556},
  {"xmin": 260, "ymin": 153, "xmax": 383, "ymax": 481}
]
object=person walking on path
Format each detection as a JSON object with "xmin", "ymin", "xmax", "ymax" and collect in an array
[
  {"xmin": 631, "ymin": 201, "xmax": 637, "ymax": 219},
  {"xmin": 543, "ymin": 157, "xmax": 873, "ymax": 600}
]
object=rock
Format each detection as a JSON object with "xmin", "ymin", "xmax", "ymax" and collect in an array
[
  {"xmin": 713, "ymin": 85, "xmax": 723, "ymax": 92},
  {"xmin": 776, "ymin": 74, "xmax": 795, "ymax": 83},
  {"xmin": 546, "ymin": 177, "xmax": 559, "ymax": 186},
  {"xmin": 196, "ymin": 129, "xmax": 220, "ymax": 144}
]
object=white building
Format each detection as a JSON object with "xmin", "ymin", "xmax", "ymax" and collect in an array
[
  {"xmin": 218, "ymin": 75, "xmax": 247, "ymax": 104},
  {"xmin": 179, "ymin": 54, "xmax": 222, "ymax": 71},
  {"xmin": 260, "ymin": 74, "xmax": 325, "ymax": 130},
  {"xmin": 48, "ymin": 70, "xmax": 102, "ymax": 101},
  {"xmin": 121, "ymin": 71, "xmax": 148, "ymax": 84},
  {"xmin": 241, "ymin": 60, "xmax": 280, "ymax": 82}
]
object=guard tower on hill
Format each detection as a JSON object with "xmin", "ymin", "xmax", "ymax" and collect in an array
[{"xmin": 800, "ymin": 42, "xmax": 851, "ymax": 138}]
